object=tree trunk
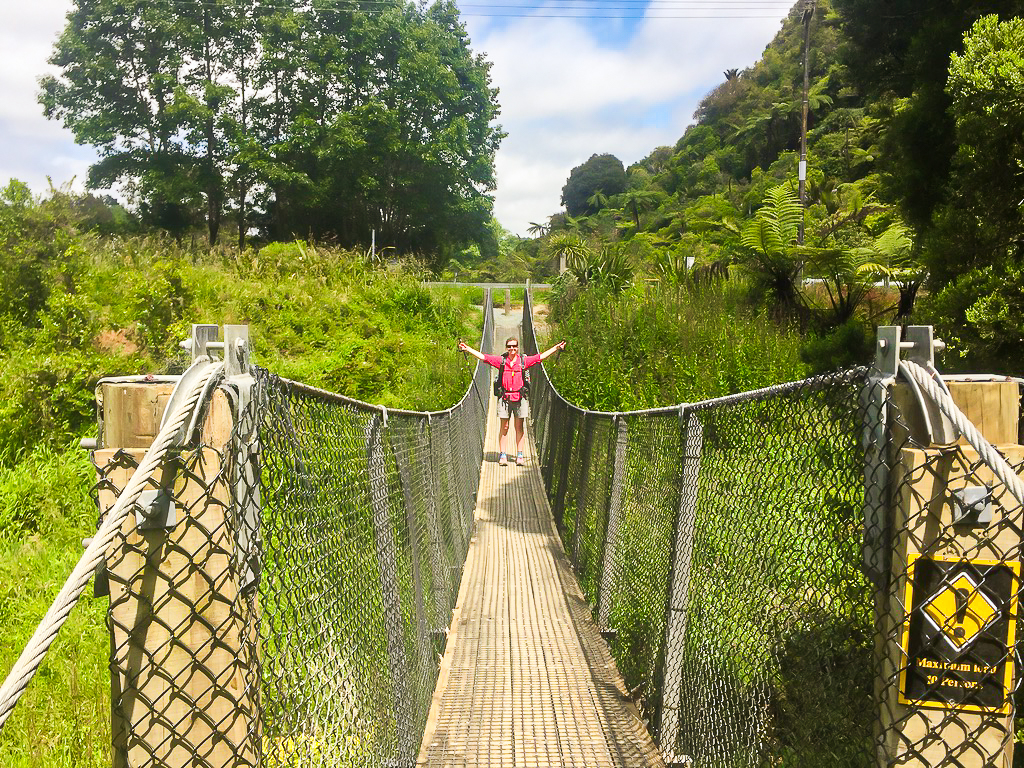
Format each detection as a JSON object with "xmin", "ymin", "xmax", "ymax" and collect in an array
[{"xmin": 238, "ymin": 183, "xmax": 247, "ymax": 252}]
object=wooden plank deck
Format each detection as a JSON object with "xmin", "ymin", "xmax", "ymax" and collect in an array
[{"xmin": 417, "ymin": 314, "xmax": 666, "ymax": 768}]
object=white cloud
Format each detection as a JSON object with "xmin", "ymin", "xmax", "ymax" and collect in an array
[
  {"xmin": 467, "ymin": 10, "xmax": 788, "ymax": 234},
  {"xmin": 0, "ymin": 0, "xmax": 94, "ymax": 194}
]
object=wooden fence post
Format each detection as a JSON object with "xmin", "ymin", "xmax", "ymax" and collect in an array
[
  {"xmin": 877, "ymin": 379, "xmax": 1023, "ymax": 768},
  {"xmin": 93, "ymin": 378, "xmax": 258, "ymax": 768}
]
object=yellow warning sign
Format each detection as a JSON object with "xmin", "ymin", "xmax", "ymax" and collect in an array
[
  {"xmin": 921, "ymin": 572, "xmax": 1000, "ymax": 651},
  {"xmin": 899, "ymin": 555, "xmax": 1019, "ymax": 713}
]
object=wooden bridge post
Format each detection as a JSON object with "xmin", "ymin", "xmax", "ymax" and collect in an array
[
  {"xmin": 875, "ymin": 377, "xmax": 1024, "ymax": 768},
  {"xmin": 93, "ymin": 375, "xmax": 259, "ymax": 768},
  {"xmin": 656, "ymin": 407, "xmax": 703, "ymax": 759},
  {"xmin": 597, "ymin": 416, "xmax": 630, "ymax": 632}
]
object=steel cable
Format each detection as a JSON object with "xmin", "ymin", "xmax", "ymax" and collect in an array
[
  {"xmin": 0, "ymin": 361, "xmax": 224, "ymax": 731},
  {"xmin": 900, "ymin": 359, "xmax": 1024, "ymax": 508}
]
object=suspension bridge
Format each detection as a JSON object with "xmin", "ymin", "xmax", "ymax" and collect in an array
[{"xmin": 0, "ymin": 287, "xmax": 1023, "ymax": 768}]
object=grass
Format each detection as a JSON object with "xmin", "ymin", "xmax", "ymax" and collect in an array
[
  {"xmin": 0, "ymin": 447, "xmax": 110, "ymax": 767},
  {"xmin": 543, "ymin": 279, "xmax": 809, "ymax": 411}
]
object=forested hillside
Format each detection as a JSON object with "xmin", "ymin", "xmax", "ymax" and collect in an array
[{"xmin": 514, "ymin": 1, "xmax": 1024, "ymax": 379}]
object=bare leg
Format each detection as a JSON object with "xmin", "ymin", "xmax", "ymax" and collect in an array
[
  {"xmin": 514, "ymin": 417, "xmax": 526, "ymax": 456},
  {"xmin": 498, "ymin": 417, "xmax": 510, "ymax": 456}
]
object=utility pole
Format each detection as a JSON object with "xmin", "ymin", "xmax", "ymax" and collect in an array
[{"xmin": 797, "ymin": 0, "xmax": 815, "ymax": 245}]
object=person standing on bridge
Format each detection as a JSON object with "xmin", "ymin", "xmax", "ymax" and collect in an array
[{"xmin": 458, "ymin": 337, "xmax": 566, "ymax": 466}]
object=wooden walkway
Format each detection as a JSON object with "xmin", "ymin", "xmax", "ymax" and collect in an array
[{"xmin": 417, "ymin": 315, "xmax": 666, "ymax": 768}]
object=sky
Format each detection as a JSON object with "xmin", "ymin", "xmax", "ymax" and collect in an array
[{"xmin": 0, "ymin": 0, "xmax": 795, "ymax": 236}]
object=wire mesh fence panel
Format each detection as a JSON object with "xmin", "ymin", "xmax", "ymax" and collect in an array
[
  {"xmin": 601, "ymin": 413, "xmax": 683, "ymax": 718},
  {"xmin": 86, "ymin": 302, "xmax": 494, "ymax": 768},
  {"xmin": 522, "ymin": 289, "xmax": 1024, "ymax": 768},
  {"xmin": 669, "ymin": 371, "xmax": 877, "ymax": 767}
]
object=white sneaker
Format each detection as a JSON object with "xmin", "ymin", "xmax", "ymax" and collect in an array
[{"xmin": 498, "ymin": 453, "xmax": 508, "ymax": 466}]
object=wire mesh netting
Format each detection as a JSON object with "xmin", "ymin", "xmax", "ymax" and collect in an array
[
  {"xmin": 60, "ymin": 285, "xmax": 1024, "ymax": 768},
  {"xmin": 522, "ymin": 289, "xmax": 1024, "ymax": 767},
  {"xmin": 87, "ymin": 301, "xmax": 494, "ymax": 767}
]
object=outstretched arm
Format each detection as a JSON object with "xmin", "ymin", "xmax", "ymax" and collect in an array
[
  {"xmin": 537, "ymin": 340, "xmax": 567, "ymax": 362},
  {"xmin": 458, "ymin": 339, "xmax": 487, "ymax": 362}
]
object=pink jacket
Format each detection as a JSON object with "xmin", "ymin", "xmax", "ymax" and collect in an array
[{"xmin": 483, "ymin": 353, "xmax": 541, "ymax": 401}]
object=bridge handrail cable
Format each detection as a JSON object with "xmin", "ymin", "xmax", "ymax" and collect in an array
[{"xmin": 0, "ymin": 360, "xmax": 225, "ymax": 731}]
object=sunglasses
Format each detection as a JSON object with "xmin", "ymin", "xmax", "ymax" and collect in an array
[{"xmin": 506, "ymin": 344, "xmax": 518, "ymax": 348}]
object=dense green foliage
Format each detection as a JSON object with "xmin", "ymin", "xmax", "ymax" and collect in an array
[
  {"xmin": 928, "ymin": 15, "xmax": 1024, "ymax": 284},
  {"xmin": 0, "ymin": 184, "xmax": 483, "ymax": 765},
  {"xmin": 0, "ymin": 181, "xmax": 481, "ymax": 460},
  {"xmin": 542, "ymin": 279, "xmax": 809, "ymax": 411},
  {"xmin": 40, "ymin": 0, "xmax": 503, "ymax": 264},
  {"xmin": 523, "ymin": 0, "xmax": 1024, "ymax": 375},
  {"xmin": 560, "ymin": 154, "xmax": 628, "ymax": 218}
]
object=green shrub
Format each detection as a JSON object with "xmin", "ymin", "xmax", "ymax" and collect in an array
[
  {"xmin": 799, "ymin": 318, "xmax": 874, "ymax": 375},
  {"xmin": 0, "ymin": 350, "xmax": 148, "ymax": 465},
  {"xmin": 546, "ymin": 281, "xmax": 808, "ymax": 410},
  {"xmin": 917, "ymin": 262, "xmax": 1024, "ymax": 375},
  {"xmin": 37, "ymin": 290, "xmax": 101, "ymax": 351}
]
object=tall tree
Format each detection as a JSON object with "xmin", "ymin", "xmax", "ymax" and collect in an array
[
  {"xmin": 40, "ymin": 0, "xmax": 502, "ymax": 262},
  {"xmin": 561, "ymin": 154, "xmax": 626, "ymax": 217},
  {"xmin": 40, "ymin": 0, "xmax": 208, "ymax": 236},
  {"xmin": 926, "ymin": 14, "xmax": 1024, "ymax": 283},
  {"xmin": 831, "ymin": 0, "xmax": 1020, "ymax": 239}
]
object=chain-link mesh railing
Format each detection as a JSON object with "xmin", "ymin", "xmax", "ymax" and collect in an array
[
  {"xmin": 76, "ymin": 297, "xmax": 496, "ymax": 767},
  {"xmin": 522, "ymin": 289, "xmax": 1024, "ymax": 767},
  {"xmin": 5, "ymin": 284, "xmax": 1024, "ymax": 768}
]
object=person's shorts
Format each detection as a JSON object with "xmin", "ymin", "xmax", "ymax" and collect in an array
[{"xmin": 497, "ymin": 397, "xmax": 530, "ymax": 420}]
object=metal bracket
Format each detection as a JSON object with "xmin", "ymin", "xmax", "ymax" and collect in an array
[
  {"xmin": 134, "ymin": 488, "xmax": 177, "ymax": 531},
  {"xmin": 952, "ymin": 485, "xmax": 993, "ymax": 527},
  {"xmin": 162, "ymin": 323, "xmax": 251, "ymax": 448},
  {"xmin": 224, "ymin": 324, "xmax": 251, "ymax": 378},
  {"xmin": 180, "ymin": 323, "xmax": 219, "ymax": 362},
  {"xmin": 875, "ymin": 325, "xmax": 960, "ymax": 445},
  {"xmin": 222, "ymin": 371, "xmax": 262, "ymax": 593},
  {"xmin": 874, "ymin": 326, "xmax": 902, "ymax": 378}
]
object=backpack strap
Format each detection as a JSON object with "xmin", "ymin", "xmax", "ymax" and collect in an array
[
  {"xmin": 496, "ymin": 353, "xmax": 529, "ymax": 399},
  {"xmin": 495, "ymin": 354, "xmax": 506, "ymax": 399}
]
